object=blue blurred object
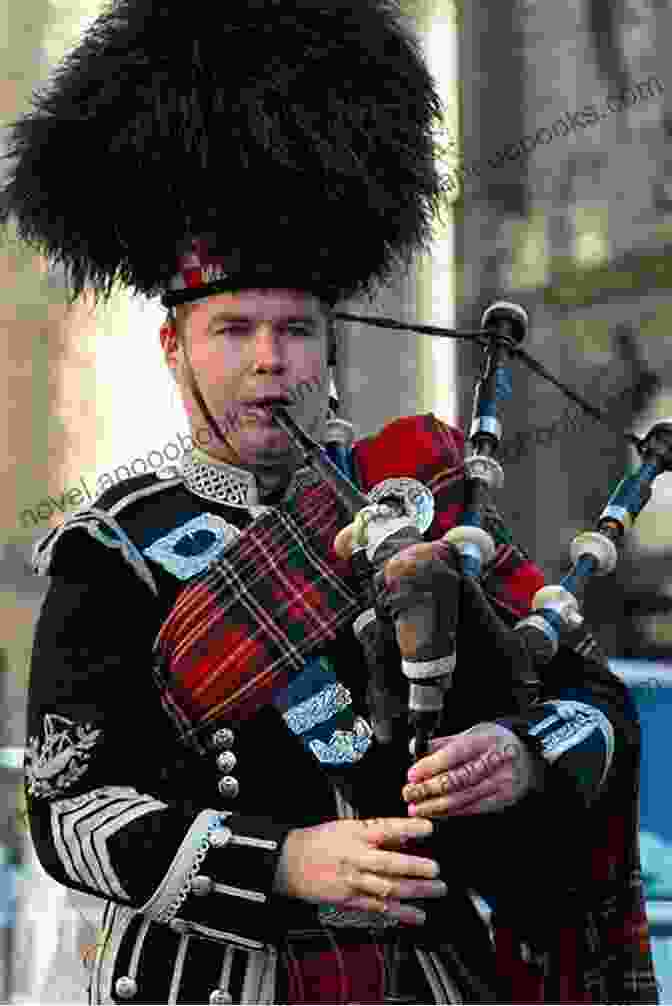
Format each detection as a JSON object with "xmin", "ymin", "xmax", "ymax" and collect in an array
[
  {"xmin": 0, "ymin": 748, "xmax": 23, "ymax": 933},
  {"xmin": 0, "ymin": 748, "xmax": 23, "ymax": 772},
  {"xmin": 641, "ymin": 831, "xmax": 672, "ymax": 900},
  {"xmin": 610, "ymin": 661, "xmax": 672, "ymax": 873},
  {"xmin": 610, "ymin": 659, "xmax": 672, "ymax": 1004},
  {"xmin": 0, "ymin": 846, "xmax": 17, "ymax": 929}
]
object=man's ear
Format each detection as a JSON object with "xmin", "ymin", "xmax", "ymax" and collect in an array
[{"xmin": 160, "ymin": 319, "xmax": 180, "ymax": 376}]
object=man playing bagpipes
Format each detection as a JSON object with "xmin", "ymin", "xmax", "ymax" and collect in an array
[{"xmin": 3, "ymin": 0, "xmax": 658, "ymax": 1001}]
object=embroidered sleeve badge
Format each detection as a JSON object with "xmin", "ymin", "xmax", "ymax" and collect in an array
[{"xmin": 25, "ymin": 714, "xmax": 103, "ymax": 799}]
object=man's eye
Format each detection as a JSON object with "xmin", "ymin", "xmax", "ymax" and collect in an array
[{"xmin": 214, "ymin": 325, "xmax": 248, "ymax": 336}]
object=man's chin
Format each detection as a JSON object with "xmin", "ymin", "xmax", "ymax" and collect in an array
[{"xmin": 234, "ymin": 430, "xmax": 296, "ymax": 467}]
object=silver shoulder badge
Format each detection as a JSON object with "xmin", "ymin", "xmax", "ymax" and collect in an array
[
  {"xmin": 143, "ymin": 513, "xmax": 241, "ymax": 580},
  {"xmin": 367, "ymin": 478, "xmax": 435, "ymax": 535}
]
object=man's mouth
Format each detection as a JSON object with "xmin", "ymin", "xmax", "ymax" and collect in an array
[
  {"xmin": 242, "ymin": 396, "xmax": 293, "ymax": 410},
  {"xmin": 238, "ymin": 397, "xmax": 294, "ymax": 425}
]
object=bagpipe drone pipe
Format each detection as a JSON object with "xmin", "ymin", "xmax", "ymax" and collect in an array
[{"xmin": 272, "ymin": 302, "xmax": 672, "ymax": 764}]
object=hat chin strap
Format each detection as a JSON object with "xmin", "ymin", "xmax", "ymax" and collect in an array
[{"xmin": 178, "ymin": 331, "xmax": 242, "ymax": 462}]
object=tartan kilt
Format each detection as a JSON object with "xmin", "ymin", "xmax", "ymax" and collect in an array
[{"xmin": 92, "ymin": 901, "xmax": 500, "ymax": 1003}]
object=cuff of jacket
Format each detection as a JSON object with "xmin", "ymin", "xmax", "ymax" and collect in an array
[
  {"xmin": 496, "ymin": 699, "xmax": 614, "ymax": 810},
  {"xmin": 137, "ymin": 810, "xmax": 292, "ymax": 942}
]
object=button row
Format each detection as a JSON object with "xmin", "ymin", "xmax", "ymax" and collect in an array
[{"xmin": 211, "ymin": 727, "xmax": 239, "ymax": 800}]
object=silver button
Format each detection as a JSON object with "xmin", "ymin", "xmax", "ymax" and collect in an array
[
  {"xmin": 192, "ymin": 874, "xmax": 214, "ymax": 896},
  {"xmin": 114, "ymin": 976, "xmax": 138, "ymax": 999},
  {"xmin": 217, "ymin": 777, "xmax": 239, "ymax": 800},
  {"xmin": 211, "ymin": 728, "xmax": 235, "ymax": 750},
  {"xmin": 209, "ymin": 990, "xmax": 233, "ymax": 1005},
  {"xmin": 216, "ymin": 751, "xmax": 237, "ymax": 774},
  {"xmin": 156, "ymin": 466, "xmax": 181, "ymax": 481},
  {"xmin": 209, "ymin": 826, "xmax": 233, "ymax": 849}
]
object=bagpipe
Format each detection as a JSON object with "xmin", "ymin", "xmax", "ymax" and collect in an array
[{"xmin": 270, "ymin": 302, "xmax": 672, "ymax": 762}]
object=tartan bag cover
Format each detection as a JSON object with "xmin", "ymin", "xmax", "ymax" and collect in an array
[{"xmin": 491, "ymin": 770, "xmax": 659, "ymax": 1004}]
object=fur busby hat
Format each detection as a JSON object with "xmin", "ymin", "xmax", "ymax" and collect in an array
[{"xmin": 0, "ymin": 0, "xmax": 443, "ymax": 308}]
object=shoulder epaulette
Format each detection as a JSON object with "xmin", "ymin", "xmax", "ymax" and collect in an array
[{"xmin": 32, "ymin": 468, "xmax": 183, "ymax": 592}]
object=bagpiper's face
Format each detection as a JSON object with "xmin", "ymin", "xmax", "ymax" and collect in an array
[{"xmin": 162, "ymin": 289, "xmax": 331, "ymax": 481}]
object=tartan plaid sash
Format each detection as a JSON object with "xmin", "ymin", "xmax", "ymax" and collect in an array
[
  {"xmin": 153, "ymin": 414, "xmax": 545, "ymax": 752},
  {"xmin": 153, "ymin": 485, "xmax": 365, "ymax": 750}
]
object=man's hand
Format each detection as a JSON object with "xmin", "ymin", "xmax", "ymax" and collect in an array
[
  {"xmin": 272, "ymin": 817, "xmax": 447, "ymax": 925},
  {"xmin": 402, "ymin": 723, "xmax": 545, "ymax": 818}
]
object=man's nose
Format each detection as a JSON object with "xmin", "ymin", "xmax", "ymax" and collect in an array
[{"xmin": 251, "ymin": 325, "xmax": 285, "ymax": 373}]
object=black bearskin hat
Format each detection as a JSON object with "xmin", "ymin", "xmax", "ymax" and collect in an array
[{"xmin": 0, "ymin": 0, "xmax": 443, "ymax": 307}]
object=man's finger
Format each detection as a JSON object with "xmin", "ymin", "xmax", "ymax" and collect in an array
[
  {"xmin": 359, "ymin": 816, "xmax": 433, "ymax": 847},
  {"xmin": 391, "ymin": 879, "xmax": 448, "ymax": 900},
  {"xmin": 408, "ymin": 777, "xmax": 502, "ymax": 818},
  {"xmin": 403, "ymin": 745, "xmax": 515, "ymax": 804},
  {"xmin": 361, "ymin": 848, "xmax": 441, "ymax": 880},
  {"xmin": 407, "ymin": 732, "xmax": 498, "ymax": 784},
  {"xmin": 355, "ymin": 872, "xmax": 447, "ymax": 902}
]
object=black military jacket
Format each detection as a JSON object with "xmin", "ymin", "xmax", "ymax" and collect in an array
[{"xmin": 24, "ymin": 453, "xmax": 638, "ymax": 1003}]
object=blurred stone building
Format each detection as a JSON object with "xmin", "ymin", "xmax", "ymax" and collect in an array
[{"xmin": 450, "ymin": 0, "xmax": 672, "ymax": 658}]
